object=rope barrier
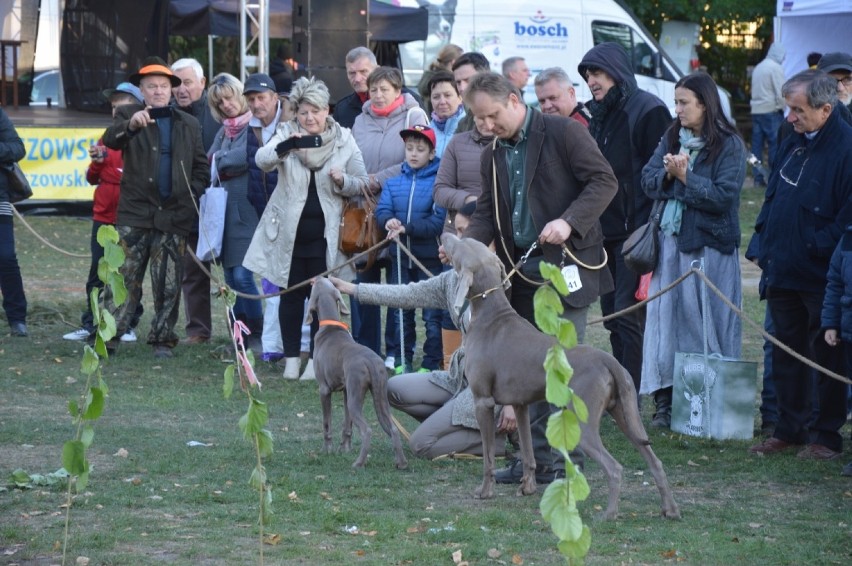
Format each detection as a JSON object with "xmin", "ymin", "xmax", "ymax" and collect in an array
[
  {"xmin": 17, "ymin": 163, "xmax": 849, "ymax": 389},
  {"xmin": 12, "ymin": 206, "xmax": 90, "ymax": 258},
  {"xmin": 588, "ymin": 267, "xmax": 852, "ymax": 387}
]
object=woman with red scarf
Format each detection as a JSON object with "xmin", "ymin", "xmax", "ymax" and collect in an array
[{"xmin": 350, "ymin": 67, "xmax": 429, "ymax": 369}]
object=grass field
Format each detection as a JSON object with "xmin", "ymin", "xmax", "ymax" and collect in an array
[{"xmin": 1, "ymin": 186, "xmax": 850, "ymax": 565}]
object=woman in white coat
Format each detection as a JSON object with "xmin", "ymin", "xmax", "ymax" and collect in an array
[{"xmin": 243, "ymin": 76, "xmax": 369, "ymax": 379}]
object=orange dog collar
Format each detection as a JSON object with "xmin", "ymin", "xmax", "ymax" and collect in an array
[{"xmin": 319, "ymin": 320, "xmax": 349, "ymax": 331}]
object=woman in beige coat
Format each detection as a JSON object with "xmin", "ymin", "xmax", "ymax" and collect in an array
[{"xmin": 243, "ymin": 76, "xmax": 369, "ymax": 379}]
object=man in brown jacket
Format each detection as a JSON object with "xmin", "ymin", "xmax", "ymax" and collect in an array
[
  {"xmin": 463, "ymin": 72, "xmax": 617, "ymax": 484},
  {"xmin": 103, "ymin": 57, "xmax": 209, "ymax": 358}
]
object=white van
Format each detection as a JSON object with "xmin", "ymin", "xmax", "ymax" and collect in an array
[{"xmin": 392, "ymin": 0, "xmax": 685, "ymax": 112}]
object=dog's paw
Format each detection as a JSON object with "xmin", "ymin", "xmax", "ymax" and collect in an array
[
  {"xmin": 351, "ymin": 458, "xmax": 366, "ymax": 468},
  {"xmin": 395, "ymin": 458, "xmax": 409, "ymax": 470},
  {"xmin": 517, "ymin": 479, "xmax": 537, "ymax": 496},
  {"xmin": 661, "ymin": 505, "xmax": 681, "ymax": 520},
  {"xmin": 474, "ymin": 483, "xmax": 494, "ymax": 500}
]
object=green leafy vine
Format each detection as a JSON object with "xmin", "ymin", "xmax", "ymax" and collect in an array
[
  {"xmin": 220, "ymin": 287, "xmax": 273, "ymax": 564},
  {"xmin": 61, "ymin": 225, "xmax": 127, "ymax": 565},
  {"xmin": 535, "ymin": 262, "xmax": 591, "ymax": 564}
]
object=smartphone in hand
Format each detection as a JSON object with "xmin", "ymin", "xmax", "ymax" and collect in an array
[
  {"xmin": 276, "ymin": 135, "xmax": 323, "ymax": 156},
  {"xmin": 148, "ymin": 106, "xmax": 172, "ymax": 119}
]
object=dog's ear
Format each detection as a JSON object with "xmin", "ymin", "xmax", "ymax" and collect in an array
[
  {"xmin": 452, "ymin": 268, "xmax": 473, "ymax": 317},
  {"xmin": 304, "ymin": 282, "xmax": 317, "ymax": 325},
  {"xmin": 335, "ymin": 286, "xmax": 350, "ymax": 316}
]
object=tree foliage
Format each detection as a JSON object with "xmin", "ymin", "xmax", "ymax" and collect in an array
[{"xmin": 625, "ymin": 0, "xmax": 776, "ymax": 97}]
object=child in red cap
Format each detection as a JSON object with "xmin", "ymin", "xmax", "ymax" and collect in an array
[{"xmin": 375, "ymin": 125, "xmax": 446, "ymax": 374}]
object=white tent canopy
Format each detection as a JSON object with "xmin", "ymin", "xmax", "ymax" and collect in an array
[{"xmin": 775, "ymin": 0, "xmax": 852, "ymax": 78}]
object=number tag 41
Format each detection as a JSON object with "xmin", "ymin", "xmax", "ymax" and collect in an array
[{"xmin": 561, "ymin": 264, "xmax": 583, "ymax": 293}]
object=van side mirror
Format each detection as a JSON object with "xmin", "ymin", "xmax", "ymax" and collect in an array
[{"xmin": 651, "ymin": 52, "xmax": 662, "ymax": 78}]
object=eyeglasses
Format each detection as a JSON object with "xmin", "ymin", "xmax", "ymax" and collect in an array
[
  {"xmin": 779, "ymin": 146, "xmax": 809, "ymax": 187},
  {"xmin": 837, "ymin": 76, "xmax": 852, "ymax": 87}
]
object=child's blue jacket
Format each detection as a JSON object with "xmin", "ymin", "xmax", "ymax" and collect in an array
[{"xmin": 376, "ymin": 157, "xmax": 446, "ymax": 265}]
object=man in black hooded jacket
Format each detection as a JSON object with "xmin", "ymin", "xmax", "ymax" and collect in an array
[{"xmin": 578, "ymin": 42, "xmax": 672, "ymax": 422}]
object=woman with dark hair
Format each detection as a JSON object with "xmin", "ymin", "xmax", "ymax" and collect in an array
[
  {"xmin": 639, "ymin": 72, "xmax": 747, "ymax": 428},
  {"xmin": 427, "ymin": 71, "xmax": 464, "ymax": 157},
  {"xmin": 418, "ymin": 43, "xmax": 463, "ymax": 115}
]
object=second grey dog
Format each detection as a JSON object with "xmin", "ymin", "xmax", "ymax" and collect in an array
[
  {"xmin": 306, "ymin": 277, "xmax": 408, "ymax": 469},
  {"xmin": 441, "ymin": 234, "xmax": 679, "ymax": 519}
]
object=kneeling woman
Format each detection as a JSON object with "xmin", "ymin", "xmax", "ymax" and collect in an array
[{"xmin": 331, "ymin": 204, "xmax": 517, "ymax": 459}]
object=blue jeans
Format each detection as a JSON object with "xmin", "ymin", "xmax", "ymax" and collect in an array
[
  {"xmin": 351, "ymin": 258, "xmax": 397, "ymax": 358},
  {"xmin": 224, "ymin": 264, "xmax": 262, "ymax": 321},
  {"xmin": 0, "ymin": 216, "xmax": 27, "ymax": 324},
  {"xmin": 751, "ymin": 111, "xmax": 783, "ymax": 182},
  {"xmin": 759, "ymin": 306, "xmax": 778, "ymax": 425},
  {"xmin": 386, "ymin": 259, "xmax": 443, "ymax": 370}
]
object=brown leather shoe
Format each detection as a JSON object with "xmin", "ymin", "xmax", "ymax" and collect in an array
[
  {"xmin": 749, "ymin": 437, "xmax": 800, "ymax": 455},
  {"xmin": 180, "ymin": 335, "xmax": 209, "ymax": 345},
  {"xmin": 796, "ymin": 444, "xmax": 842, "ymax": 460}
]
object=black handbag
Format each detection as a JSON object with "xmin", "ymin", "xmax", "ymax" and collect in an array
[
  {"xmin": 622, "ymin": 200, "xmax": 664, "ymax": 274},
  {"xmin": 3, "ymin": 162, "xmax": 33, "ymax": 203}
]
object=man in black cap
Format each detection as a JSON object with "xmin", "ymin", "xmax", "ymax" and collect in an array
[
  {"xmin": 818, "ymin": 52, "xmax": 852, "ymax": 110},
  {"xmin": 102, "ymin": 57, "xmax": 209, "ymax": 358}
]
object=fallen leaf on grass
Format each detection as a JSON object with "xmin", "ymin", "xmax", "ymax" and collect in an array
[
  {"xmin": 319, "ymin": 492, "xmax": 332, "ymax": 500},
  {"xmin": 54, "ymin": 358, "xmax": 63, "ymax": 363},
  {"xmin": 66, "ymin": 376, "xmax": 77, "ymax": 384},
  {"xmin": 487, "ymin": 548, "xmax": 502, "ymax": 558},
  {"xmin": 355, "ymin": 550, "xmax": 366, "ymax": 557},
  {"xmin": 406, "ymin": 524, "xmax": 424, "ymax": 533},
  {"xmin": 296, "ymin": 412, "xmax": 305, "ymax": 418},
  {"xmin": 263, "ymin": 533, "xmax": 281, "ymax": 545},
  {"xmin": 512, "ymin": 554, "xmax": 523, "ymax": 564},
  {"xmin": 113, "ymin": 448, "xmax": 128, "ymax": 458},
  {"xmin": 451, "ymin": 549, "xmax": 468, "ymax": 565},
  {"xmin": 662, "ymin": 549, "xmax": 678, "ymax": 559},
  {"xmin": 76, "ymin": 556, "xmax": 90, "ymax": 565},
  {"xmin": 361, "ymin": 530, "xmax": 377, "ymax": 536},
  {"xmin": 288, "ymin": 491, "xmax": 298, "ymax": 501},
  {"xmin": 748, "ymin": 523, "xmax": 763, "ymax": 529},
  {"xmin": 687, "ymin": 460, "xmax": 700, "ymax": 467}
]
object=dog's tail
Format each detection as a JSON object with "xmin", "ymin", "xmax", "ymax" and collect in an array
[
  {"xmin": 604, "ymin": 355, "xmax": 652, "ymax": 446},
  {"xmin": 369, "ymin": 358, "xmax": 401, "ymax": 439}
]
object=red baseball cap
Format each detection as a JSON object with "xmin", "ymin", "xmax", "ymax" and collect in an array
[{"xmin": 399, "ymin": 125, "xmax": 436, "ymax": 150}]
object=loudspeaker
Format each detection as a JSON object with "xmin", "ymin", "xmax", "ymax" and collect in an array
[{"xmin": 292, "ymin": 0, "xmax": 369, "ymax": 105}]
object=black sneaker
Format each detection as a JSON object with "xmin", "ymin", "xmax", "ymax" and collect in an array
[{"xmin": 494, "ymin": 458, "xmax": 565, "ymax": 485}]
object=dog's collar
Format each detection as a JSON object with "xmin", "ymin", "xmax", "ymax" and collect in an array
[
  {"xmin": 319, "ymin": 319, "xmax": 350, "ymax": 331},
  {"xmin": 467, "ymin": 285, "xmax": 502, "ymax": 302}
]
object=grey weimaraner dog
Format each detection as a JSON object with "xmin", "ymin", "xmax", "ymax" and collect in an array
[
  {"xmin": 441, "ymin": 234, "xmax": 679, "ymax": 519},
  {"xmin": 306, "ymin": 277, "xmax": 408, "ymax": 470}
]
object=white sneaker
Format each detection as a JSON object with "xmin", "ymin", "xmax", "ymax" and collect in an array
[
  {"xmin": 299, "ymin": 359, "xmax": 315, "ymax": 381},
  {"xmin": 120, "ymin": 329, "xmax": 138, "ymax": 343},
  {"xmin": 384, "ymin": 356, "xmax": 395, "ymax": 370},
  {"xmin": 63, "ymin": 328, "xmax": 91, "ymax": 341},
  {"xmin": 282, "ymin": 357, "xmax": 301, "ymax": 380}
]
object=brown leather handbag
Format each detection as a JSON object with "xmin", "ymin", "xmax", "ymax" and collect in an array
[{"xmin": 339, "ymin": 185, "xmax": 383, "ymax": 259}]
